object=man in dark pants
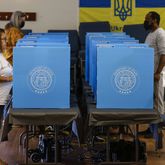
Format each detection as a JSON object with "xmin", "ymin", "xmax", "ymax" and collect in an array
[
  {"xmin": 140, "ymin": 12, "xmax": 165, "ymax": 146},
  {"xmin": 144, "ymin": 11, "xmax": 165, "ymax": 115}
]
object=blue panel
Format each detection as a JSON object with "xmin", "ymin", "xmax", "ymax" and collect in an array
[
  {"xmin": 96, "ymin": 47, "xmax": 154, "ymax": 109},
  {"xmin": 136, "ymin": 0, "xmax": 165, "ymax": 7},
  {"xmin": 89, "ymin": 38, "xmax": 139, "ymax": 96},
  {"xmin": 16, "ymin": 40, "xmax": 69, "ymax": 46},
  {"xmin": 85, "ymin": 32, "xmax": 127, "ymax": 82},
  {"xmin": 80, "ymin": 0, "xmax": 111, "ymax": 7},
  {"xmin": 17, "ymin": 34, "xmax": 69, "ymax": 46},
  {"xmin": 13, "ymin": 46, "xmax": 70, "ymax": 109},
  {"xmin": 23, "ymin": 36, "xmax": 69, "ymax": 43}
]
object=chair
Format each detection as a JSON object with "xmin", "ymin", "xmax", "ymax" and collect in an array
[
  {"xmin": 123, "ymin": 24, "xmax": 150, "ymax": 43},
  {"xmin": 79, "ymin": 21, "xmax": 111, "ymax": 50},
  {"xmin": 48, "ymin": 30, "xmax": 80, "ymax": 92},
  {"xmin": 78, "ymin": 21, "xmax": 111, "ymax": 84},
  {"xmin": 48, "ymin": 30, "xmax": 80, "ymax": 64},
  {"xmin": 21, "ymin": 29, "xmax": 32, "ymax": 35}
]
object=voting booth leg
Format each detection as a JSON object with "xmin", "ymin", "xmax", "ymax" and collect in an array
[
  {"xmin": 152, "ymin": 124, "xmax": 163, "ymax": 151},
  {"xmin": 106, "ymin": 129, "xmax": 110, "ymax": 162},
  {"xmin": 100, "ymin": 124, "xmax": 146, "ymax": 165},
  {"xmin": 135, "ymin": 124, "xmax": 139, "ymax": 163},
  {"xmin": 25, "ymin": 125, "xmax": 29, "ymax": 165},
  {"xmin": 23, "ymin": 125, "xmax": 63, "ymax": 165},
  {"xmin": 20, "ymin": 125, "xmax": 34, "ymax": 146},
  {"xmin": 54, "ymin": 125, "xmax": 58, "ymax": 163}
]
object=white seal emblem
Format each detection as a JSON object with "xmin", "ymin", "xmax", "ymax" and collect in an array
[
  {"xmin": 28, "ymin": 66, "xmax": 54, "ymax": 94},
  {"xmin": 113, "ymin": 67, "xmax": 138, "ymax": 94}
]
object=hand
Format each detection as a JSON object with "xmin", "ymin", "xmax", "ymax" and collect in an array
[
  {"xmin": 0, "ymin": 76, "xmax": 12, "ymax": 82},
  {"xmin": 154, "ymin": 73, "xmax": 160, "ymax": 82}
]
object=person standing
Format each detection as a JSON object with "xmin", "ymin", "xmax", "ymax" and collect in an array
[
  {"xmin": 0, "ymin": 29, "xmax": 13, "ymax": 138},
  {"xmin": 144, "ymin": 11, "xmax": 165, "ymax": 115},
  {"xmin": 4, "ymin": 11, "xmax": 26, "ymax": 65}
]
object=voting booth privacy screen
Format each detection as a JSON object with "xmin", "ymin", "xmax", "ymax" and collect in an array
[
  {"xmin": 13, "ymin": 32, "xmax": 154, "ymax": 110},
  {"xmin": 96, "ymin": 46, "xmax": 154, "ymax": 109},
  {"xmin": 13, "ymin": 33, "xmax": 70, "ymax": 109},
  {"xmin": 85, "ymin": 32, "xmax": 154, "ymax": 109}
]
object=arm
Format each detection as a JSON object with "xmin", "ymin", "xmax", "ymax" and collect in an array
[
  {"xmin": 155, "ymin": 30, "xmax": 165, "ymax": 81},
  {"xmin": 155, "ymin": 55, "xmax": 165, "ymax": 81},
  {"xmin": 11, "ymin": 28, "xmax": 24, "ymax": 46},
  {"xmin": 0, "ymin": 75, "xmax": 12, "ymax": 82},
  {"xmin": 0, "ymin": 55, "xmax": 13, "ymax": 80}
]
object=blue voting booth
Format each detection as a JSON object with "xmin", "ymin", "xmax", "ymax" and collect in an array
[
  {"xmin": 84, "ymin": 32, "xmax": 154, "ymax": 109},
  {"xmin": 88, "ymin": 39, "xmax": 139, "ymax": 92},
  {"xmin": 16, "ymin": 40, "xmax": 69, "ymax": 46},
  {"xmin": 85, "ymin": 32, "xmax": 128, "ymax": 81},
  {"xmin": 13, "ymin": 33, "xmax": 71, "ymax": 109},
  {"xmin": 22, "ymin": 36, "xmax": 69, "ymax": 43},
  {"xmin": 13, "ymin": 46, "xmax": 70, "ymax": 109},
  {"xmin": 86, "ymin": 35, "xmax": 136, "ymax": 83},
  {"xmin": 96, "ymin": 46, "xmax": 154, "ymax": 109},
  {"xmin": 91, "ymin": 43, "xmax": 149, "ymax": 97},
  {"xmin": 17, "ymin": 33, "xmax": 69, "ymax": 46}
]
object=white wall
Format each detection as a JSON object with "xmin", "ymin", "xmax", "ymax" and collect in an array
[{"xmin": 0, "ymin": 0, "xmax": 79, "ymax": 32}]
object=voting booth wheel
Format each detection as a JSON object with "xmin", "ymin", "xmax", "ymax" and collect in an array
[
  {"xmin": 28, "ymin": 149, "xmax": 34, "ymax": 158},
  {"xmin": 28, "ymin": 149, "xmax": 42, "ymax": 163},
  {"xmin": 30, "ymin": 152, "xmax": 42, "ymax": 163}
]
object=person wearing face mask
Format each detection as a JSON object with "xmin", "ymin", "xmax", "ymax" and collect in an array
[
  {"xmin": 4, "ymin": 11, "xmax": 26, "ymax": 65},
  {"xmin": 144, "ymin": 11, "xmax": 165, "ymax": 115},
  {"xmin": 139, "ymin": 12, "xmax": 165, "ymax": 139}
]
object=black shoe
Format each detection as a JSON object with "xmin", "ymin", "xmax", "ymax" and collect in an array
[
  {"xmin": 138, "ymin": 128, "xmax": 153, "ymax": 138},
  {"xmin": 144, "ymin": 132, "xmax": 153, "ymax": 138},
  {"xmin": 93, "ymin": 136, "xmax": 105, "ymax": 143},
  {"xmin": 0, "ymin": 135, "xmax": 8, "ymax": 141}
]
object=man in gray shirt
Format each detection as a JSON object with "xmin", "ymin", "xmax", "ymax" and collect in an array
[{"xmin": 144, "ymin": 11, "xmax": 165, "ymax": 114}]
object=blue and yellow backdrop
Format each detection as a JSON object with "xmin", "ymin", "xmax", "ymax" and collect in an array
[{"xmin": 79, "ymin": 0, "xmax": 165, "ymax": 31}]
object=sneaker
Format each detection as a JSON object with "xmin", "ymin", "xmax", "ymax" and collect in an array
[{"xmin": 138, "ymin": 128, "xmax": 153, "ymax": 138}]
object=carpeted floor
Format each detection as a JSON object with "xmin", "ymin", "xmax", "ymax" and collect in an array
[{"xmin": 0, "ymin": 159, "xmax": 7, "ymax": 165}]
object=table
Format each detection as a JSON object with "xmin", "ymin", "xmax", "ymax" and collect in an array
[
  {"xmin": 10, "ymin": 107, "xmax": 79, "ymax": 165},
  {"xmin": 82, "ymin": 82, "xmax": 161, "ymax": 165},
  {"xmin": 87, "ymin": 105, "xmax": 160, "ymax": 165}
]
